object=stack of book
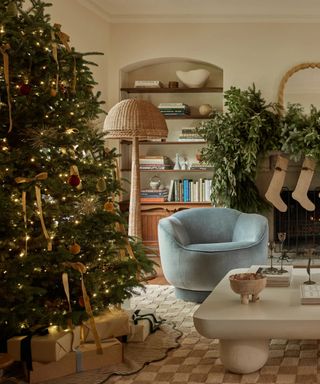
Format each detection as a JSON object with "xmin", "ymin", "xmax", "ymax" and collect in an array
[
  {"xmin": 249, "ymin": 265, "xmax": 293, "ymax": 287},
  {"xmin": 300, "ymin": 284, "xmax": 320, "ymax": 304},
  {"xmin": 139, "ymin": 156, "xmax": 173, "ymax": 170},
  {"xmin": 134, "ymin": 80, "xmax": 163, "ymax": 88},
  {"xmin": 189, "ymin": 162, "xmax": 214, "ymax": 171},
  {"xmin": 158, "ymin": 103, "xmax": 190, "ymax": 117},
  {"xmin": 178, "ymin": 128, "xmax": 205, "ymax": 142},
  {"xmin": 140, "ymin": 189, "xmax": 169, "ymax": 203}
]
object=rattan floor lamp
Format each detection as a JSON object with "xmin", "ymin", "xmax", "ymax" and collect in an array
[{"xmin": 103, "ymin": 99, "xmax": 168, "ymax": 239}]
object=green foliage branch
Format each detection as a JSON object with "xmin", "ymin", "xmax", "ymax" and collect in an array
[
  {"xmin": 198, "ymin": 85, "xmax": 281, "ymax": 213},
  {"xmin": 281, "ymin": 103, "xmax": 320, "ymax": 162}
]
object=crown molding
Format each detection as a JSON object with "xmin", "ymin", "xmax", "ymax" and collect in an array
[
  {"xmin": 75, "ymin": 0, "xmax": 112, "ymax": 22},
  {"xmin": 75, "ymin": 0, "xmax": 320, "ymax": 24},
  {"xmin": 105, "ymin": 15, "xmax": 320, "ymax": 24}
]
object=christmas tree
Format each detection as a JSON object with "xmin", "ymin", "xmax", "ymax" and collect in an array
[{"xmin": 0, "ymin": 0, "xmax": 154, "ymax": 345}]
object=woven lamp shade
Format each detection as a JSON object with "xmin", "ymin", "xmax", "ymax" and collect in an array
[
  {"xmin": 103, "ymin": 99, "xmax": 168, "ymax": 240},
  {"xmin": 103, "ymin": 99, "xmax": 168, "ymax": 139}
]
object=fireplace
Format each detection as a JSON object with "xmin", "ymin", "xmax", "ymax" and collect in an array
[{"xmin": 274, "ymin": 189, "xmax": 320, "ymax": 255}]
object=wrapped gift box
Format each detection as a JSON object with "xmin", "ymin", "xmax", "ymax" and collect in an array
[
  {"xmin": 76, "ymin": 338, "xmax": 123, "ymax": 371},
  {"xmin": 28, "ymin": 338, "xmax": 122, "ymax": 383},
  {"xmin": 127, "ymin": 309, "xmax": 162, "ymax": 342},
  {"xmin": 7, "ymin": 326, "xmax": 80, "ymax": 363},
  {"xmin": 28, "ymin": 350, "xmax": 76, "ymax": 383},
  {"xmin": 82, "ymin": 309, "xmax": 129, "ymax": 342}
]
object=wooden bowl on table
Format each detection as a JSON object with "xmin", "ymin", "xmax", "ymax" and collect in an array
[{"xmin": 229, "ymin": 272, "xmax": 267, "ymax": 304}]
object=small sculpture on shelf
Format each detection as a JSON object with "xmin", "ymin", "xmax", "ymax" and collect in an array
[
  {"xmin": 180, "ymin": 157, "xmax": 188, "ymax": 170},
  {"xmin": 149, "ymin": 175, "xmax": 161, "ymax": 190}
]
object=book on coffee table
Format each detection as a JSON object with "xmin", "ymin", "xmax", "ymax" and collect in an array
[
  {"xmin": 300, "ymin": 284, "xmax": 320, "ymax": 304},
  {"xmin": 248, "ymin": 265, "xmax": 294, "ymax": 287}
]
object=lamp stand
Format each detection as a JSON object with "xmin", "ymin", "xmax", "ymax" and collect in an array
[{"xmin": 128, "ymin": 136, "xmax": 142, "ymax": 238}]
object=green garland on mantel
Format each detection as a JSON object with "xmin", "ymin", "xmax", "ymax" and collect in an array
[{"xmin": 197, "ymin": 84, "xmax": 319, "ymax": 213}]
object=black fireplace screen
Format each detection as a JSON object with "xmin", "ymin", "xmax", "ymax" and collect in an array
[{"xmin": 274, "ymin": 189, "xmax": 320, "ymax": 255}]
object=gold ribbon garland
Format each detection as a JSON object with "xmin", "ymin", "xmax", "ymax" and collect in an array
[
  {"xmin": 53, "ymin": 24, "xmax": 77, "ymax": 94},
  {"xmin": 54, "ymin": 23, "xmax": 71, "ymax": 52},
  {"xmin": 62, "ymin": 262, "xmax": 103, "ymax": 354},
  {"xmin": 15, "ymin": 172, "xmax": 52, "ymax": 255},
  {"xmin": 0, "ymin": 43, "xmax": 12, "ymax": 132}
]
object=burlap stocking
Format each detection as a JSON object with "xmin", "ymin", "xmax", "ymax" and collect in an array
[
  {"xmin": 265, "ymin": 155, "xmax": 288, "ymax": 212},
  {"xmin": 292, "ymin": 157, "xmax": 316, "ymax": 211}
]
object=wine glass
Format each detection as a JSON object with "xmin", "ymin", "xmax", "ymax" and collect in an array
[{"xmin": 277, "ymin": 232, "xmax": 286, "ymax": 251}]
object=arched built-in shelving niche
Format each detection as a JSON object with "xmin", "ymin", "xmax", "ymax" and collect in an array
[
  {"xmin": 119, "ymin": 57, "xmax": 224, "ymax": 118},
  {"xmin": 120, "ymin": 57, "xmax": 223, "ymax": 89}
]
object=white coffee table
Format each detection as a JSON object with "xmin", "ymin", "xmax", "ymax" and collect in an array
[{"xmin": 193, "ymin": 267, "xmax": 320, "ymax": 374}]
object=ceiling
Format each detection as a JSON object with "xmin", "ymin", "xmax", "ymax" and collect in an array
[{"xmin": 76, "ymin": 0, "xmax": 320, "ymax": 23}]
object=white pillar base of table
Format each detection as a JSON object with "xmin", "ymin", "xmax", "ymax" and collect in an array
[{"xmin": 219, "ymin": 339, "xmax": 270, "ymax": 374}]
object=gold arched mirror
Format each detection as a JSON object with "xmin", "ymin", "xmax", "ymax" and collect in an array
[{"xmin": 278, "ymin": 63, "xmax": 320, "ymax": 112}]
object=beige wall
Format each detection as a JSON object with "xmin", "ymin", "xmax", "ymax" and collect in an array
[{"xmin": 49, "ymin": 0, "xmax": 110, "ymax": 122}]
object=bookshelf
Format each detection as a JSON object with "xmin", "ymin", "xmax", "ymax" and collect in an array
[{"xmin": 118, "ymin": 58, "xmax": 223, "ymax": 252}]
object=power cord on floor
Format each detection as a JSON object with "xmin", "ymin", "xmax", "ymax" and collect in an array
[{"xmin": 97, "ymin": 320, "xmax": 183, "ymax": 384}]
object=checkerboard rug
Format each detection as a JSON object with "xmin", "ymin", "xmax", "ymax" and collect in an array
[
  {"xmin": 4, "ymin": 285, "xmax": 320, "ymax": 384},
  {"xmin": 108, "ymin": 285, "xmax": 320, "ymax": 384}
]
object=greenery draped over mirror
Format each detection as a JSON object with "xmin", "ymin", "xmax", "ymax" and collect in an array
[{"xmin": 197, "ymin": 80, "xmax": 320, "ymax": 213}]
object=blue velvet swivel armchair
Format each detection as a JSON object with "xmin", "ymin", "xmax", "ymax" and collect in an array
[{"xmin": 158, "ymin": 207, "xmax": 269, "ymax": 303}]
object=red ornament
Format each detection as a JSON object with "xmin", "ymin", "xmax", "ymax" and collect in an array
[
  {"xmin": 68, "ymin": 174, "xmax": 81, "ymax": 187},
  {"xmin": 19, "ymin": 83, "xmax": 32, "ymax": 95}
]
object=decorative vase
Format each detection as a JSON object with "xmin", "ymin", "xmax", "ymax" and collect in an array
[
  {"xmin": 176, "ymin": 69, "xmax": 210, "ymax": 88},
  {"xmin": 173, "ymin": 153, "xmax": 181, "ymax": 170}
]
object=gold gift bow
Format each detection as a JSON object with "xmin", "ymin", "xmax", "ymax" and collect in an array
[
  {"xmin": 15, "ymin": 172, "xmax": 52, "ymax": 254},
  {"xmin": 0, "ymin": 43, "xmax": 13, "ymax": 132},
  {"xmin": 54, "ymin": 23, "xmax": 71, "ymax": 52},
  {"xmin": 62, "ymin": 262, "xmax": 103, "ymax": 354}
]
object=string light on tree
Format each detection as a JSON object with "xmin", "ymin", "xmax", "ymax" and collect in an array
[{"xmin": 0, "ymin": 0, "xmax": 154, "ymax": 347}]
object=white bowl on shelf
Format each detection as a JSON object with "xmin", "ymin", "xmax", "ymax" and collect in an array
[{"xmin": 176, "ymin": 69, "xmax": 210, "ymax": 88}]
